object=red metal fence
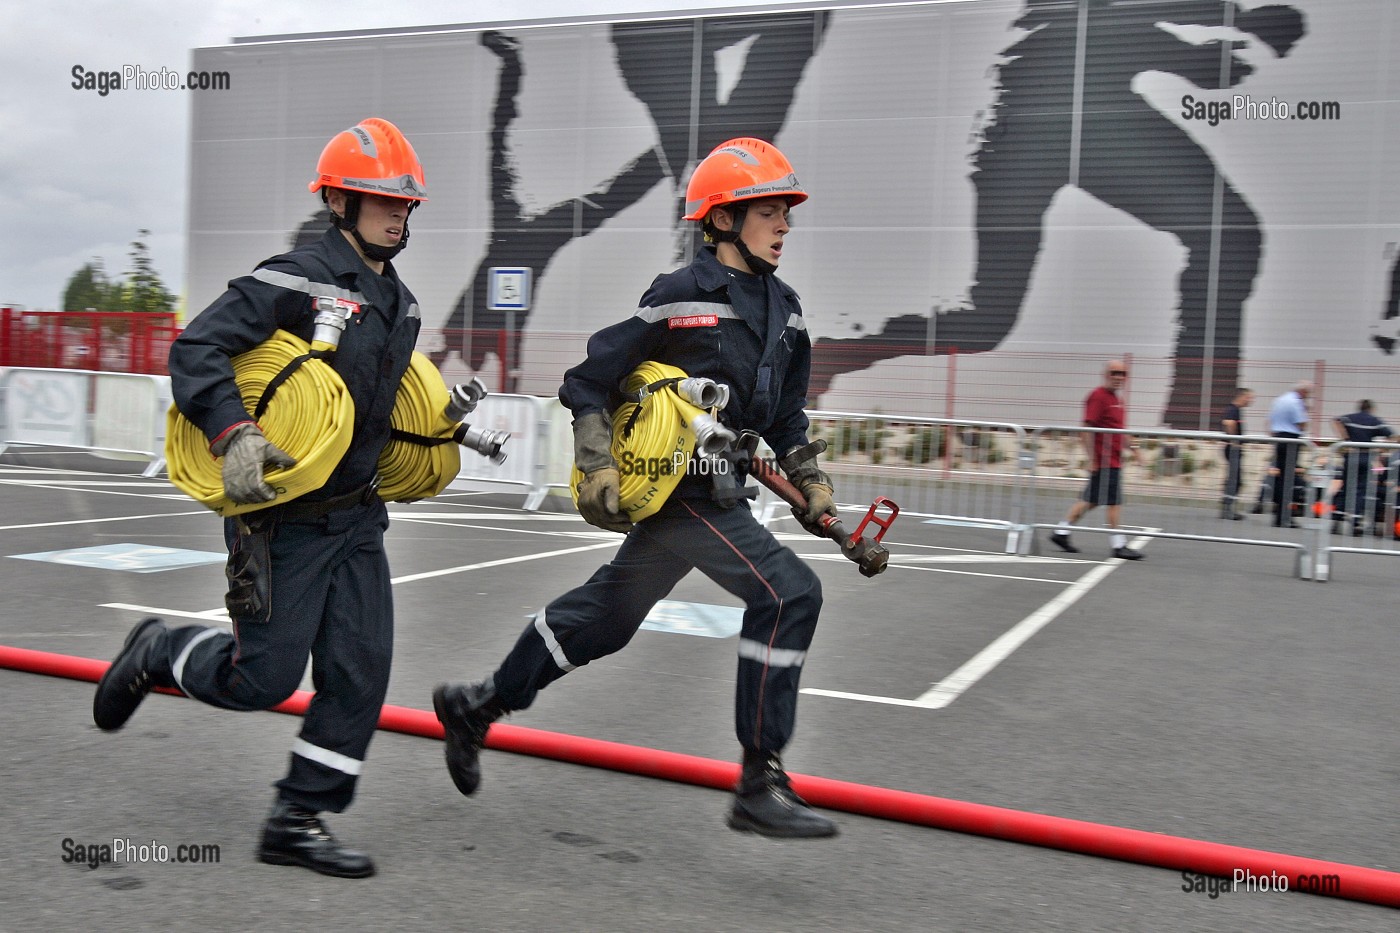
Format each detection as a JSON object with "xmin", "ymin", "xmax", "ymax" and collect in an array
[{"xmin": 0, "ymin": 309, "xmax": 178, "ymax": 375}]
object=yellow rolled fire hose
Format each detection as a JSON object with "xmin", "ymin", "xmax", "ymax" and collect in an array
[
  {"xmin": 570, "ymin": 361, "xmax": 719, "ymax": 522},
  {"xmin": 166, "ymin": 331, "xmax": 460, "ymax": 515}
]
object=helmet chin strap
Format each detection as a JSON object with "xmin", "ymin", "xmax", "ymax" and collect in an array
[
  {"xmin": 327, "ymin": 191, "xmax": 413, "ymax": 263},
  {"xmin": 706, "ymin": 205, "xmax": 776, "ymax": 276}
]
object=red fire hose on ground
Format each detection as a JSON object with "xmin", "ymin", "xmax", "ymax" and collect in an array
[{"xmin": 4, "ymin": 642, "xmax": 1399, "ymax": 909}]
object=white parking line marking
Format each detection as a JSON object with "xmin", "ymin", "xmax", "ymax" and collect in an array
[
  {"xmin": 0, "ymin": 479, "xmax": 172, "ymax": 487},
  {"xmin": 911, "ymin": 559, "xmax": 1121, "ymax": 708},
  {"xmin": 0, "ymin": 481, "xmax": 189, "ymax": 501},
  {"xmin": 386, "ymin": 512, "xmax": 586, "ymax": 521},
  {"xmin": 0, "ymin": 511, "xmax": 205, "ymax": 532},
  {"xmin": 802, "ymin": 533, "xmax": 1152, "ymax": 708},
  {"xmin": 99, "ymin": 541, "xmax": 625, "ymax": 620},
  {"xmin": 802, "ymin": 553, "xmax": 1074, "ymax": 584},
  {"xmin": 103, "ymin": 603, "xmax": 230, "ymax": 621},
  {"xmin": 390, "ymin": 516, "xmax": 621, "ymax": 541},
  {"xmin": 390, "ymin": 542, "xmax": 620, "ymax": 584}
]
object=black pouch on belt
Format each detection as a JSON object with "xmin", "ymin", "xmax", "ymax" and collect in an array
[{"xmin": 225, "ymin": 514, "xmax": 274, "ymax": 623}]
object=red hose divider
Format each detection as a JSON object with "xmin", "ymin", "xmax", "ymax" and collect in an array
[{"xmin": 5, "ymin": 642, "xmax": 1399, "ymax": 908}]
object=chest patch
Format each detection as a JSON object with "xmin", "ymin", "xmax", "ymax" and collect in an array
[
  {"xmin": 316, "ymin": 295, "xmax": 362, "ymax": 318},
  {"xmin": 668, "ymin": 313, "xmax": 718, "ymax": 329}
]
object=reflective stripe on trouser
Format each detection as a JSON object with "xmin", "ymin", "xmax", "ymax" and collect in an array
[
  {"xmin": 152, "ymin": 501, "xmax": 394, "ymax": 813},
  {"xmin": 492, "ymin": 493, "xmax": 823, "ymax": 752}
]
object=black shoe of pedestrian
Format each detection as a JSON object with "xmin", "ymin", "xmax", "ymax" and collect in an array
[
  {"xmin": 258, "ymin": 799, "xmax": 375, "ymax": 879},
  {"xmin": 433, "ymin": 681, "xmax": 505, "ymax": 797},
  {"xmin": 1220, "ymin": 510, "xmax": 1245, "ymax": 521},
  {"xmin": 1250, "ymin": 503, "xmax": 1266, "ymax": 515},
  {"xmin": 92, "ymin": 617, "xmax": 167, "ymax": 731},
  {"xmin": 727, "ymin": 751, "xmax": 837, "ymax": 839},
  {"xmin": 1112, "ymin": 547, "xmax": 1144, "ymax": 560},
  {"xmin": 1049, "ymin": 531, "xmax": 1079, "ymax": 553}
]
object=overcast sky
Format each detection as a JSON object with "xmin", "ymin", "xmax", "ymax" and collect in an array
[{"xmin": 0, "ymin": 0, "xmax": 802, "ymax": 312}]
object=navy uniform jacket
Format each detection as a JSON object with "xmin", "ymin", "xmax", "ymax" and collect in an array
[
  {"xmin": 560, "ymin": 245, "xmax": 814, "ymax": 464},
  {"xmin": 169, "ymin": 229, "xmax": 421, "ymax": 502},
  {"xmin": 1337, "ymin": 411, "xmax": 1393, "ymax": 445}
]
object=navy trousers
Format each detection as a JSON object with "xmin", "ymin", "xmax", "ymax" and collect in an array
[
  {"xmin": 153, "ymin": 500, "xmax": 394, "ymax": 813},
  {"xmin": 493, "ymin": 493, "xmax": 823, "ymax": 753}
]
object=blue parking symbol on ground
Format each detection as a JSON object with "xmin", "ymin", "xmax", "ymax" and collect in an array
[
  {"xmin": 11, "ymin": 543, "xmax": 226, "ymax": 573},
  {"xmin": 640, "ymin": 600, "xmax": 743, "ymax": 638}
]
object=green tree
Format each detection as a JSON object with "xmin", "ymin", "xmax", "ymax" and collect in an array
[
  {"xmin": 59, "ymin": 233, "xmax": 176, "ymax": 315},
  {"xmin": 61, "ymin": 259, "xmax": 115, "ymax": 311},
  {"xmin": 124, "ymin": 230, "xmax": 176, "ymax": 314}
]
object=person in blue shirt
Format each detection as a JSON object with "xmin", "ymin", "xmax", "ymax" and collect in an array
[{"xmin": 1265, "ymin": 381, "xmax": 1311, "ymax": 527}]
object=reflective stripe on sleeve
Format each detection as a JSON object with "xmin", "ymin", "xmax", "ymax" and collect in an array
[
  {"xmin": 251, "ymin": 268, "xmax": 367, "ymax": 306},
  {"xmin": 633, "ymin": 301, "xmax": 740, "ymax": 325}
]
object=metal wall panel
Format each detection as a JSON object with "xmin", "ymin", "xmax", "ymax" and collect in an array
[{"xmin": 188, "ymin": 1, "xmax": 1400, "ymax": 428}]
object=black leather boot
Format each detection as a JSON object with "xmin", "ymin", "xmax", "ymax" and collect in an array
[
  {"xmin": 258, "ymin": 799, "xmax": 375, "ymax": 878},
  {"xmin": 432, "ymin": 680, "xmax": 506, "ymax": 796},
  {"xmin": 727, "ymin": 750, "xmax": 838, "ymax": 838},
  {"xmin": 93, "ymin": 617, "xmax": 168, "ymax": 731}
]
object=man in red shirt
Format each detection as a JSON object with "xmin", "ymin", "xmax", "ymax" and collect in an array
[{"xmin": 1049, "ymin": 360, "xmax": 1146, "ymax": 559}]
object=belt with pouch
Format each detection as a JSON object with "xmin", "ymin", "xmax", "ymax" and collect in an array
[{"xmin": 268, "ymin": 476, "xmax": 381, "ymax": 523}]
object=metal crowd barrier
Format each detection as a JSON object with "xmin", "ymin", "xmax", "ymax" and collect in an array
[
  {"xmin": 772, "ymin": 412, "xmax": 1385, "ymax": 581},
  {"xmin": 805, "ymin": 410, "xmax": 1031, "ymax": 552},
  {"xmin": 6, "ymin": 370, "xmax": 1391, "ymax": 583},
  {"xmin": 0, "ymin": 367, "xmax": 171, "ymax": 476},
  {"xmin": 447, "ymin": 393, "xmax": 560, "ymax": 509},
  {"xmin": 1312, "ymin": 440, "xmax": 1400, "ymax": 581},
  {"xmin": 1018, "ymin": 427, "xmax": 1324, "ymax": 577}
]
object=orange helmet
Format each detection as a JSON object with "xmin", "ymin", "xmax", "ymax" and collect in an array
[
  {"xmin": 308, "ymin": 118, "xmax": 428, "ymax": 202},
  {"xmin": 682, "ymin": 138, "xmax": 806, "ymax": 221}
]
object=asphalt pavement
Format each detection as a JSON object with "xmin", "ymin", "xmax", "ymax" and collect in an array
[{"xmin": 1, "ymin": 447, "xmax": 1397, "ymax": 932}]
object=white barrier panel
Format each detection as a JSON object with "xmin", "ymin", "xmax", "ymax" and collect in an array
[
  {"xmin": 449, "ymin": 394, "xmax": 551, "ymax": 506},
  {"xmin": 542, "ymin": 397, "xmax": 573, "ymax": 489},
  {"xmin": 0, "ymin": 369, "xmax": 169, "ymax": 475},
  {"xmin": 2, "ymin": 369, "xmax": 89, "ymax": 448},
  {"xmin": 92, "ymin": 373, "xmax": 169, "ymax": 459}
]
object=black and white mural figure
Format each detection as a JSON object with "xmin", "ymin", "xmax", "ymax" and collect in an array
[
  {"xmin": 613, "ymin": 12, "xmax": 829, "ymax": 253},
  {"xmin": 1376, "ymin": 248, "xmax": 1400, "ymax": 354},
  {"xmin": 807, "ymin": 0, "xmax": 1306, "ymax": 429},
  {"xmin": 430, "ymin": 31, "xmax": 666, "ymax": 382},
  {"xmin": 433, "ymin": 15, "xmax": 829, "ymax": 384}
]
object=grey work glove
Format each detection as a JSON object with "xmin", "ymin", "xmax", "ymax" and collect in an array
[
  {"xmin": 573, "ymin": 412, "xmax": 631, "ymax": 533},
  {"xmin": 212, "ymin": 423, "xmax": 297, "ymax": 505},
  {"xmin": 780, "ymin": 441, "xmax": 838, "ymax": 537},
  {"xmin": 577, "ymin": 467, "xmax": 632, "ymax": 533}
]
